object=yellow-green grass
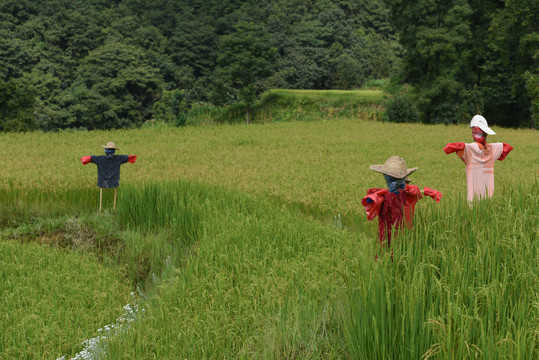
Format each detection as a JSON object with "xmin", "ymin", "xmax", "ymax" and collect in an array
[
  {"xmin": 103, "ymin": 178, "xmax": 538, "ymax": 358},
  {"xmin": 345, "ymin": 184, "xmax": 539, "ymax": 359},
  {"xmin": 269, "ymin": 88, "xmax": 384, "ymax": 102},
  {"xmin": 1, "ymin": 119, "xmax": 535, "ymax": 221},
  {"xmin": 253, "ymin": 89, "xmax": 385, "ymax": 123},
  {"xmin": 0, "ymin": 240, "xmax": 131, "ymax": 359},
  {"xmin": 107, "ymin": 180, "xmax": 358, "ymax": 358},
  {"xmin": 1, "ymin": 118, "xmax": 538, "ymax": 358}
]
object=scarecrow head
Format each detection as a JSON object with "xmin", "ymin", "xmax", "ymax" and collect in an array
[
  {"xmin": 370, "ymin": 156, "xmax": 418, "ymax": 194},
  {"xmin": 470, "ymin": 115, "xmax": 495, "ymax": 145},
  {"xmin": 102, "ymin": 141, "xmax": 119, "ymax": 157}
]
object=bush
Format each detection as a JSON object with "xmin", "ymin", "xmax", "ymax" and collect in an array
[
  {"xmin": 0, "ymin": 78, "xmax": 38, "ymax": 132},
  {"xmin": 383, "ymin": 95, "xmax": 419, "ymax": 123}
]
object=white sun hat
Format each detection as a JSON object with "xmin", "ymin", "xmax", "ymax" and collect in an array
[{"xmin": 470, "ymin": 115, "xmax": 496, "ymax": 135}]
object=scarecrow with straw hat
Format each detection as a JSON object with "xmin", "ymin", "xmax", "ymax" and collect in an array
[
  {"xmin": 443, "ymin": 115, "xmax": 513, "ymax": 203},
  {"xmin": 362, "ymin": 156, "xmax": 442, "ymax": 248},
  {"xmin": 81, "ymin": 142, "xmax": 136, "ymax": 210}
]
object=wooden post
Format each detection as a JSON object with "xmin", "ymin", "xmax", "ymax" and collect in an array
[
  {"xmin": 99, "ymin": 188, "xmax": 103, "ymax": 211},
  {"xmin": 113, "ymin": 188, "xmax": 117, "ymax": 210}
]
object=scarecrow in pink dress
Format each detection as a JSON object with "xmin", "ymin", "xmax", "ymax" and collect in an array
[
  {"xmin": 362, "ymin": 156, "xmax": 442, "ymax": 248},
  {"xmin": 443, "ymin": 115, "xmax": 513, "ymax": 203},
  {"xmin": 81, "ymin": 142, "xmax": 136, "ymax": 210}
]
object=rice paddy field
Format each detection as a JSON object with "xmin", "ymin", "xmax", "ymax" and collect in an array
[{"xmin": 1, "ymin": 91, "xmax": 538, "ymax": 359}]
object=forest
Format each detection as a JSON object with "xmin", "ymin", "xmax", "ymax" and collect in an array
[{"xmin": 0, "ymin": 0, "xmax": 537, "ymax": 131}]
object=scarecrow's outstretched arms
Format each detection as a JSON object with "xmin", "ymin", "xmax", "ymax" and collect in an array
[
  {"xmin": 81, "ymin": 155, "xmax": 137, "ymax": 164},
  {"xmin": 444, "ymin": 142, "xmax": 513, "ymax": 161},
  {"xmin": 499, "ymin": 143, "xmax": 513, "ymax": 161},
  {"xmin": 443, "ymin": 142, "xmax": 465, "ymax": 154},
  {"xmin": 362, "ymin": 188, "xmax": 389, "ymax": 221},
  {"xmin": 81, "ymin": 156, "xmax": 91, "ymax": 165}
]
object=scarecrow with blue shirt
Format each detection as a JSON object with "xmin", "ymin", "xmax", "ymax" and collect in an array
[
  {"xmin": 362, "ymin": 156, "xmax": 442, "ymax": 249},
  {"xmin": 81, "ymin": 142, "xmax": 137, "ymax": 210}
]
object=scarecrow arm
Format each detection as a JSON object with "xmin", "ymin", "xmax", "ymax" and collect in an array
[
  {"xmin": 81, "ymin": 156, "xmax": 92, "ymax": 165},
  {"xmin": 362, "ymin": 189, "xmax": 388, "ymax": 221},
  {"xmin": 443, "ymin": 142, "xmax": 465, "ymax": 154},
  {"xmin": 128, "ymin": 155, "xmax": 137, "ymax": 164},
  {"xmin": 443, "ymin": 142, "xmax": 465, "ymax": 162},
  {"xmin": 423, "ymin": 187, "xmax": 442, "ymax": 202},
  {"xmin": 498, "ymin": 143, "xmax": 513, "ymax": 161},
  {"xmin": 405, "ymin": 184, "xmax": 422, "ymax": 200}
]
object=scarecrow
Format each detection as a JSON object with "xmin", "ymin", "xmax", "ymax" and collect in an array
[
  {"xmin": 81, "ymin": 142, "xmax": 137, "ymax": 210},
  {"xmin": 362, "ymin": 156, "xmax": 442, "ymax": 248},
  {"xmin": 443, "ymin": 115, "xmax": 513, "ymax": 203}
]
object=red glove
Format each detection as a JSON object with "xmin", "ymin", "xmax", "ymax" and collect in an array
[
  {"xmin": 128, "ymin": 155, "xmax": 137, "ymax": 164},
  {"xmin": 81, "ymin": 156, "xmax": 91, "ymax": 165},
  {"xmin": 498, "ymin": 143, "xmax": 513, "ymax": 161}
]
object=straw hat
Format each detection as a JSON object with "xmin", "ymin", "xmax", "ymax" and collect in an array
[
  {"xmin": 369, "ymin": 156, "xmax": 418, "ymax": 179},
  {"xmin": 102, "ymin": 142, "xmax": 119, "ymax": 150},
  {"xmin": 470, "ymin": 115, "xmax": 496, "ymax": 135}
]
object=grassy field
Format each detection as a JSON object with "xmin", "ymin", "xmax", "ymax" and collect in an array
[
  {"xmin": 0, "ymin": 240, "xmax": 132, "ymax": 359},
  {"xmin": 1, "ymin": 118, "xmax": 535, "ymax": 220},
  {"xmin": 1, "ymin": 99, "xmax": 538, "ymax": 358}
]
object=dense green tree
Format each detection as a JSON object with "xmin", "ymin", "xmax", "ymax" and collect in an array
[
  {"xmin": 0, "ymin": 78, "xmax": 37, "ymax": 132},
  {"xmin": 386, "ymin": 0, "xmax": 473, "ymax": 124},
  {"xmin": 168, "ymin": 20, "xmax": 218, "ymax": 79},
  {"xmin": 0, "ymin": 0, "xmax": 400, "ymax": 130},
  {"xmin": 480, "ymin": 0, "xmax": 538, "ymax": 128},
  {"xmin": 333, "ymin": 53, "xmax": 363, "ymax": 89},
  {"xmin": 216, "ymin": 21, "xmax": 277, "ymax": 124},
  {"xmin": 387, "ymin": 0, "xmax": 537, "ymax": 126},
  {"xmin": 152, "ymin": 89, "xmax": 193, "ymax": 126},
  {"xmin": 75, "ymin": 41, "xmax": 164, "ymax": 129},
  {"xmin": 524, "ymin": 71, "xmax": 538, "ymax": 129},
  {"xmin": 11, "ymin": 0, "xmax": 539, "ymax": 130},
  {"xmin": 0, "ymin": 34, "xmax": 37, "ymax": 80}
]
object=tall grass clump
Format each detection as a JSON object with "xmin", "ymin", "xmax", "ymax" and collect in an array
[
  {"xmin": 344, "ymin": 181, "xmax": 539, "ymax": 359},
  {"xmin": 116, "ymin": 181, "xmax": 203, "ymax": 245}
]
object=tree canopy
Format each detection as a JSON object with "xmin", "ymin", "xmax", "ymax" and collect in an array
[
  {"xmin": 385, "ymin": 0, "xmax": 538, "ymax": 127},
  {"xmin": 0, "ymin": 0, "xmax": 536, "ymax": 130}
]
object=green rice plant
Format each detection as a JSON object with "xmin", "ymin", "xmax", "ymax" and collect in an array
[
  {"xmin": 344, "ymin": 180, "xmax": 539, "ymax": 359},
  {"xmin": 116, "ymin": 181, "xmax": 202, "ymax": 244},
  {"xmin": 1, "ymin": 109, "xmax": 537, "ymax": 358},
  {"xmin": 103, "ymin": 179, "xmax": 358, "ymax": 359},
  {"xmin": 0, "ymin": 240, "xmax": 131, "ymax": 359}
]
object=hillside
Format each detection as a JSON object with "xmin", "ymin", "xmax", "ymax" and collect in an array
[{"xmin": 0, "ymin": 0, "xmax": 398, "ymax": 131}]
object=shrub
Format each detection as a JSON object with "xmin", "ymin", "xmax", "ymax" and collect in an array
[{"xmin": 383, "ymin": 95, "xmax": 419, "ymax": 123}]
